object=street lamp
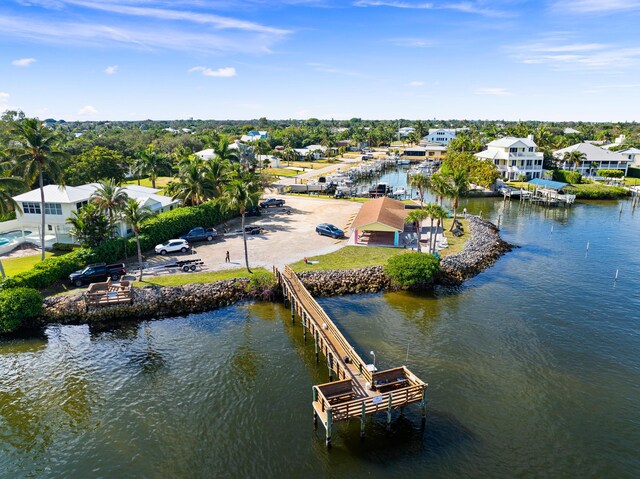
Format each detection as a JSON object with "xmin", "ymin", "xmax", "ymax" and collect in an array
[{"xmin": 370, "ymin": 350, "xmax": 376, "ymax": 368}]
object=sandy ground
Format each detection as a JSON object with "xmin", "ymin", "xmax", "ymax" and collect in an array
[{"xmin": 142, "ymin": 196, "xmax": 362, "ymax": 274}]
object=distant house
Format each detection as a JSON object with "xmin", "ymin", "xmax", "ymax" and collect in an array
[
  {"xmin": 257, "ymin": 154, "xmax": 280, "ymax": 168},
  {"xmin": 425, "ymin": 128, "xmax": 457, "ymax": 145},
  {"xmin": 618, "ymin": 148, "xmax": 640, "ymax": 168},
  {"xmin": 351, "ymin": 197, "xmax": 408, "ymax": 247},
  {"xmin": 475, "ymin": 136, "xmax": 543, "ymax": 181},
  {"xmin": 404, "ymin": 143, "xmax": 446, "ymax": 162},
  {"xmin": 240, "ymin": 130, "xmax": 268, "ymax": 143},
  {"xmin": 553, "ymin": 143, "xmax": 630, "ymax": 176},
  {"xmin": 11, "ymin": 184, "xmax": 179, "ymax": 246},
  {"xmin": 563, "ymin": 127, "xmax": 580, "ymax": 135},
  {"xmin": 398, "ymin": 127, "xmax": 415, "ymax": 138},
  {"xmin": 295, "ymin": 145, "xmax": 326, "ymax": 160}
]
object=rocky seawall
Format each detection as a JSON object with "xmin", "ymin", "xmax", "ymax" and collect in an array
[
  {"xmin": 36, "ymin": 279, "xmax": 253, "ymax": 327},
  {"xmin": 36, "ymin": 215, "xmax": 512, "ymax": 325}
]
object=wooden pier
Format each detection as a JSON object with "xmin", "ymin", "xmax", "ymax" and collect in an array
[{"xmin": 275, "ymin": 265, "xmax": 427, "ymax": 447}]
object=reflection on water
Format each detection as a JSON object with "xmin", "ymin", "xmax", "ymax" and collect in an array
[{"xmin": 0, "ymin": 198, "xmax": 639, "ymax": 478}]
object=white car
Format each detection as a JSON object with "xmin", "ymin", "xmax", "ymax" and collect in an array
[{"xmin": 155, "ymin": 239, "xmax": 190, "ymax": 255}]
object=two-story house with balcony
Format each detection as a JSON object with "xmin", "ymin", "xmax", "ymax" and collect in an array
[
  {"xmin": 475, "ymin": 136, "xmax": 543, "ymax": 181},
  {"xmin": 425, "ymin": 128, "xmax": 458, "ymax": 145},
  {"xmin": 553, "ymin": 143, "xmax": 630, "ymax": 177}
]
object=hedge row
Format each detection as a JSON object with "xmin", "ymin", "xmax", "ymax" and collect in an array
[
  {"xmin": 0, "ymin": 199, "xmax": 234, "ymax": 291},
  {"xmin": 0, "ymin": 287, "xmax": 42, "ymax": 333},
  {"xmin": 626, "ymin": 167, "xmax": 640, "ymax": 179},
  {"xmin": 552, "ymin": 169, "xmax": 583, "ymax": 184}
]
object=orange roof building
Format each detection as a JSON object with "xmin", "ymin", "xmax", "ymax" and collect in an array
[{"xmin": 351, "ymin": 197, "xmax": 408, "ymax": 246}]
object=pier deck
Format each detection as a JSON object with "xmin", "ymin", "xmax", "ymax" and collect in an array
[{"xmin": 276, "ymin": 265, "xmax": 427, "ymax": 446}]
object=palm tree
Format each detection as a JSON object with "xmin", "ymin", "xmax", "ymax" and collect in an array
[
  {"xmin": 430, "ymin": 204, "xmax": 449, "ymax": 254},
  {"xmin": 404, "ymin": 208, "xmax": 429, "ymax": 252},
  {"xmin": 422, "ymin": 203, "xmax": 437, "ymax": 253},
  {"xmin": 213, "ymin": 138, "xmax": 240, "ymax": 164},
  {"xmin": 166, "ymin": 156, "xmax": 215, "ymax": 206},
  {"xmin": 409, "ymin": 173, "xmax": 431, "ymax": 206},
  {"xmin": 223, "ymin": 178, "xmax": 259, "ymax": 273},
  {"xmin": 202, "ymin": 157, "xmax": 231, "ymax": 198},
  {"xmin": 563, "ymin": 150, "xmax": 586, "ymax": 172},
  {"xmin": 135, "ymin": 145, "xmax": 172, "ymax": 188},
  {"xmin": 122, "ymin": 198, "xmax": 153, "ymax": 281},
  {"xmin": 7, "ymin": 118, "xmax": 67, "ymax": 260},
  {"xmin": 66, "ymin": 203, "xmax": 111, "ymax": 248},
  {"xmin": 91, "ymin": 179, "xmax": 128, "ymax": 237},
  {"xmin": 447, "ymin": 169, "xmax": 469, "ymax": 231},
  {"xmin": 0, "ymin": 175, "xmax": 25, "ymax": 278},
  {"xmin": 429, "ymin": 172, "xmax": 451, "ymax": 207}
]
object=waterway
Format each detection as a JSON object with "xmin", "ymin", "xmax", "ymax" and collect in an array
[{"xmin": 1, "ymin": 197, "xmax": 639, "ymax": 478}]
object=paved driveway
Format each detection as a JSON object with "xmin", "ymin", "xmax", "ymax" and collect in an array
[{"xmin": 145, "ymin": 196, "xmax": 362, "ymax": 273}]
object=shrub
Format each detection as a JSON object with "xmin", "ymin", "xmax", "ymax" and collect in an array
[
  {"xmin": 628, "ymin": 167, "xmax": 640, "ymax": 179},
  {"xmin": 552, "ymin": 170, "xmax": 583, "ymax": 184},
  {"xmin": 247, "ymin": 270, "xmax": 277, "ymax": 300},
  {"xmin": 597, "ymin": 169, "xmax": 624, "ymax": 179},
  {"xmin": 0, "ymin": 287, "xmax": 42, "ymax": 333},
  {"xmin": 384, "ymin": 252, "xmax": 440, "ymax": 288},
  {"xmin": 52, "ymin": 243, "xmax": 76, "ymax": 252},
  {"xmin": 565, "ymin": 183, "xmax": 629, "ymax": 199}
]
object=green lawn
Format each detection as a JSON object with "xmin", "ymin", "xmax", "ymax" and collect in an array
[
  {"xmin": 264, "ymin": 168, "xmax": 299, "ymax": 177},
  {"xmin": 1, "ymin": 252, "xmax": 58, "ymax": 277},
  {"xmin": 289, "ymin": 246, "xmax": 402, "ymax": 272},
  {"xmin": 123, "ymin": 176, "xmax": 173, "ymax": 189},
  {"xmin": 135, "ymin": 267, "xmax": 269, "ymax": 287}
]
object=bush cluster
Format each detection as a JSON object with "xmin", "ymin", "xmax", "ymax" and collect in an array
[
  {"xmin": 628, "ymin": 167, "xmax": 640, "ymax": 179},
  {"xmin": 0, "ymin": 287, "xmax": 43, "ymax": 333},
  {"xmin": 596, "ymin": 169, "xmax": 624, "ymax": 179},
  {"xmin": 565, "ymin": 183, "xmax": 629, "ymax": 199},
  {"xmin": 384, "ymin": 252, "xmax": 440, "ymax": 288},
  {"xmin": 552, "ymin": 170, "xmax": 583, "ymax": 184},
  {"xmin": 1, "ymin": 199, "xmax": 234, "ymax": 291}
]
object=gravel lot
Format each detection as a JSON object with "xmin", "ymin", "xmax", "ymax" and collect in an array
[{"xmin": 146, "ymin": 196, "xmax": 362, "ymax": 273}]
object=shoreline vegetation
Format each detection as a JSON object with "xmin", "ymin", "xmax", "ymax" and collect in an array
[{"xmin": 35, "ymin": 216, "xmax": 512, "ymax": 328}]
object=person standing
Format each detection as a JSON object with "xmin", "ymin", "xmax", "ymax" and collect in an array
[{"xmin": 225, "ymin": 251, "xmax": 230, "ymax": 263}]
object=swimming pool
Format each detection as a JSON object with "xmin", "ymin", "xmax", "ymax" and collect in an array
[{"xmin": 0, "ymin": 230, "xmax": 32, "ymax": 246}]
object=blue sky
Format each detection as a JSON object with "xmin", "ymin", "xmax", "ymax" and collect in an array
[{"xmin": 2, "ymin": 0, "xmax": 640, "ymax": 121}]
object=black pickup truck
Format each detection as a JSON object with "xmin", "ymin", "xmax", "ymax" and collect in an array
[
  {"xmin": 69, "ymin": 263, "xmax": 127, "ymax": 287},
  {"xmin": 180, "ymin": 227, "xmax": 218, "ymax": 242},
  {"xmin": 259, "ymin": 198, "xmax": 285, "ymax": 208}
]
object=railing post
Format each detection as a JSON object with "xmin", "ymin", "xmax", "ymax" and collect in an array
[
  {"xmin": 360, "ymin": 400, "xmax": 366, "ymax": 439},
  {"xmin": 313, "ymin": 387, "xmax": 318, "ymax": 429},
  {"xmin": 291, "ymin": 297, "xmax": 295, "ymax": 324},
  {"xmin": 326, "ymin": 408, "xmax": 332, "ymax": 448},
  {"xmin": 328, "ymin": 353, "xmax": 333, "ymax": 382},
  {"xmin": 315, "ymin": 331, "xmax": 319, "ymax": 363},
  {"xmin": 387, "ymin": 393, "xmax": 393, "ymax": 428},
  {"xmin": 303, "ymin": 312, "xmax": 307, "ymax": 342}
]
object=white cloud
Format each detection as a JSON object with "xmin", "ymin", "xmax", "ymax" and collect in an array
[
  {"xmin": 104, "ymin": 65, "xmax": 118, "ymax": 74},
  {"xmin": 78, "ymin": 105, "xmax": 98, "ymax": 115},
  {"xmin": 306, "ymin": 62, "xmax": 371, "ymax": 78},
  {"xmin": 11, "ymin": 57, "xmax": 36, "ymax": 67},
  {"xmin": 408, "ymin": 81, "xmax": 424, "ymax": 87},
  {"xmin": 511, "ymin": 40, "xmax": 640, "ymax": 70},
  {"xmin": 353, "ymin": 1, "xmax": 513, "ymax": 17},
  {"xmin": 189, "ymin": 66, "xmax": 237, "ymax": 77},
  {"xmin": 474, "ymin": 87, "xmax": 513, "ymax": 96},
  {"xmin": 551, "ymin": 0, "xmax": 640, "ymax": 14},
  {"xmin": 390, "ymin": 37, "xmax": 434, "ymax": 48}
]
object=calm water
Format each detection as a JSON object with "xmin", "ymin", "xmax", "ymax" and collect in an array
[{"xmin": 1, "ymin": 197, "xmax": 639, "ymax": 478}]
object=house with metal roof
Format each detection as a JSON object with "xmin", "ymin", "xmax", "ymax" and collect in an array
[
  {"xmin": 403, "ymin": 143, "xmax": 446, "ymax": 162},
  {"xmin": 617, "ymin": 148, "xmax": 640, "ymax": 168},
  {"xmin": 475, "ymin": 136, "xmax": 543, "ymax": 181},
  {"xmin": 553, "ymin": 142, "xmax": 631, "ymax": 177},
  {"xmin": 11, "ymin": 184, "xmax": 180, "ymax": 246},
  {"xmin": 351, "ymin": 197, "xmax": 409, "ymax": 247}
]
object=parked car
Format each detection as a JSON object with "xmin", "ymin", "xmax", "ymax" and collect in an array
[
  {"xmin": 246, "ymin": 206, "xmax": 262, "ymax": 217},
  {"xmin": 244, "ymin": 225, "xmax": 263, "ymax": 235},
  {"xmin": 315, "ymin": 223, "xmax": 345, "ymax": 239},
  {"xmin": 69, "ymin": 263, "xmax": 126, "ymax": 287},
  {"xmin": 155, "ymin": 239, "xmax": 191, "ymax": 255},
  {"xmin": 260, "ymin": 198, "xmax": 285, "ymax": 208},
  {"xmin": 180, "ymin": 227, "xmax": 217, "ymax": 242}
]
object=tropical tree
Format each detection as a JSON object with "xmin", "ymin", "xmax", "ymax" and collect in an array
[
  {"xmin": 430, "ymin": 204, "xmax": 449, "ymax": 254},
  {"xmin": 223, "ymin": 178, "xmax": 259, "ymax": 273},
  {"xmin": 213, "ymin": 138, "xmax": 240, "ymax": 164},
  {"xmin": 0, "ymin": 175, "xmax": 25, "ymax": 278},
  {"xmin": 409, "ymin": 173, "xmax": 431, "ymax": 206},
  {"xmin": 422, "ymin": 203, "xmax": 437, "ymax": 253},
  {"xmin": 446, "ymin": 169, "xmax": 469, "ymax": 230},
  {"xmin": 166, "ymin": 155, "xmax": 215, "ymax": 206},
  {"xmin": 66, "ymin": 203, "xmax": 111, "ymax": 248},
  {"xmin": 203, "ymin": 157, "xmax": 231, "ymax": 198},
  {"xmin": 429, "ymin": 172, "xmax": 451, "ymax": 207},
  {"xmin": 404, "ymin": 208, "xmax": 429, "ymax": 252},
  {"xmin": 563, "ymin": 150, "xmax": 587, "ymax": 172},
  {"xmin": 91, "ymin": 179, "xmax": 128, "ymax": 237},
  {"xmin": 122, "ymin": 198, "xmax": 153, "ymax": 281},
  {"xmin": 135, "ymin": 145, "xmax": 172, "ymax": 188},
  {"xmin": 7, "ymin": 117, "xmax": 67, "ymax": 260}
]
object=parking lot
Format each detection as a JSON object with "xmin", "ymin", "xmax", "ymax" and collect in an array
[{"xmin": 143, "ymin": 196, "xmax": 362, "ymax": 273}]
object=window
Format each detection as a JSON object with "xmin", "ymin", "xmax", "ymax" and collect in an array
[
  {"xmin": 44, "ymin": 203, "xmax": 63, "ymax": 215},
  {"xmin": 22, "ymin": 202, "xmax": 41, "ymax": 214},
  {"xmin": 511, "ymin": 160, "xmax": 517, "ymax": 166},
  {"xmin": 76, "ymin": 201, "xmax": 88, "ymax": 211},
  {"xmin": 529, "ymin": 147, "xmax": 534, "ymax": 152},
  {"xmin": 509, "ymin": 147, "xmax": 517, "ymax": 153},
  {"xmin": 494, "ymin": 160, "xmax": 499, "ymax": 165}
]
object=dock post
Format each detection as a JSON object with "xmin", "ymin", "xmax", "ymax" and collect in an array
[
  {"xmin": 314, "ymin": 331, "xmax": 319, "ymax": 363},
  {"xmin": 282, "ymin": 285, "xmax": 287, "ymax": 305},
  {"xmin": 326, "ymin": 408, "xmax": 332, "ymax": 448},
  {"xmin": 387, "ymin": 394, "xmax": 393, "ymax": 428},
  {"xmin": 291, "ymin": 298, "xmax": 295, "ymax": 324},
  {"xmin": 313, "ymin": 388, "xmax": 318, "ymax": 429},
  {"xmin": 302, "ymin": 313, "xmax": 307, "ymax": 342},
  {"xmin": 421, "ymin": 386, "xmax": 428, "ymax": 427},
  {"xmin": 328, "ymin": 353, "xmax": 333, "ymax": 381},
  {"xmin": 360, "ymin": 401, "xmax": 366, "ymax": 439}
]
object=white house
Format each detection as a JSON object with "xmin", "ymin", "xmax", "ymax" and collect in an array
[
  {"xmin": 618, "ymin": 148, "xmax": 640, "ymax": 168},
  {"xmin": 563, "ymin": 127, "xmax": 580, "ymax": 135},
  {"xmin": 475, "ymin": 136, "xmax": 543, "ymax": 181},
  {"xmin": 425, "ymin": 128, "xmax": 458, "ymax": 145},
  {"xmin": 398, "ymin": 127, "xmax": 415, "ymax": 138},
  {"xmin": 240, "ymin": 130, "xmax": 268, "ymax": 143},
  {"xmin": 294, "ymin": 144, "xmax": 326, "ymax": 160},
  {"xmin": 553, "ymin": 143, "xmax": 631, "ymax": 177},
  {"xmin": 12, "ymin": 184, "xmax": 180, "ymax": 246}
]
